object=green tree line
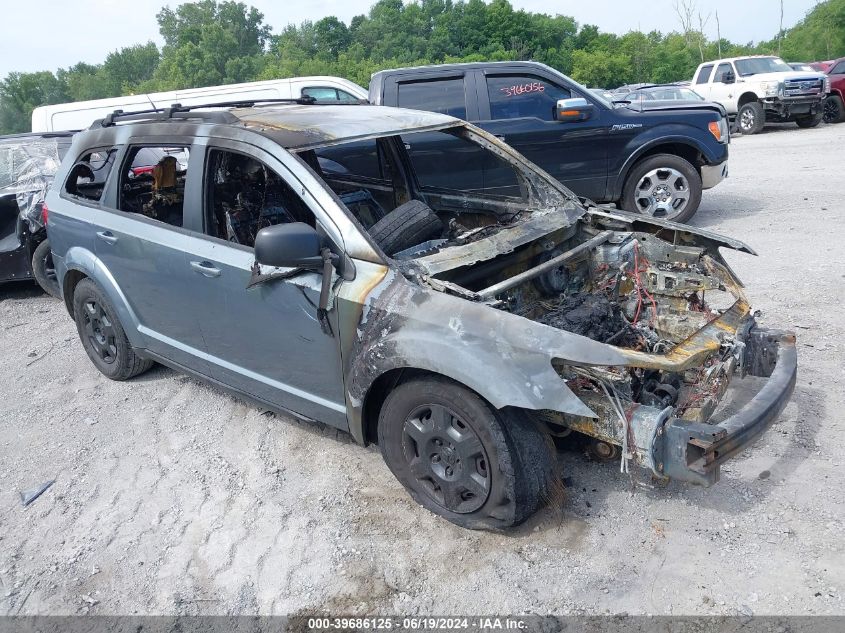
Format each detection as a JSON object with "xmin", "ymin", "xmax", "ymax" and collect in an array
[{"xmin": 2, "ymin": 0, "xmax": 844, "ymax": 134}]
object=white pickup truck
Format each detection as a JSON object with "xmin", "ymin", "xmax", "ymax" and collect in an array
[{"xmin": 692, "ymin": 55, "xmax": 830, "ymax": 134}]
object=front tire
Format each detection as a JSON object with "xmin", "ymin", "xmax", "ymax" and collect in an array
[
  {"xmin": 621, "ymin": 154, "xmax": 702, "ymax": 223},
  {"xmin": 737, "ymin": 102, "xmax": 765, "ymax": 135},
  {"xmin": 795, "ymin": 111, "xmax": 823, "ymax": 128},
  {"xmin": 378, "ymin": 376, "xmax": 556, "ymax": 530},
  {"xmin": 73, "ymin": 278, "xmax": 153, "ymax": 380},
  {"xmin": 823, "ymin": 95, "xmax": 845, "ymax": 124},
  {"xmin": 31, "ymin": 239, "xmax": 60, "ymax": 298}
]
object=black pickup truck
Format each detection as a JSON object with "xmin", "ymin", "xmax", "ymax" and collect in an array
[{"xmin": 370, "ymin": 62, "xmax": 730, "ymax": 223}]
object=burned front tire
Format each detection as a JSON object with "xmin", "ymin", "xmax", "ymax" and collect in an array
[
  {"xmin": 73, "ymin": 278, "xmax": 153, "ymax": 381},
  {"xmin": 621, "ymin": 154, "xmax": 702, "ymax": 223},
  {"xmin": 31, "ymin": 239, "xmax": 60, "ymax": 298},
  {"xmin": 378, "ymin": 376, "xmax": 557, "ymax": 530}
]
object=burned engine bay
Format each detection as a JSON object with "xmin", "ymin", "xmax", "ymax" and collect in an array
[{"xmin": 394, "ymin": 208, "xmax": 760, "ymax": 476}]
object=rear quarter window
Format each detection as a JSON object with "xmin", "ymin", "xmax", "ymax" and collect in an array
[
  {"xmin": 64, "ymin": 147, "xmax": 119, "ymax": 202},
  {"xmin": 695, "ymin": 65, "xmax": 714, "ymax": 84}
]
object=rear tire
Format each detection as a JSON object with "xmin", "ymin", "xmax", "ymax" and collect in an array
[
  {"xmin": 823, "ymin": 95, "xmax": 845, "ymax": 123},
  {"xmin": 621, "ymin": 154, "xmax": 702, "ymax": 223},
  {"xmin": 73, "ymin": 278, "xmax": 153, "ymax": 381},
  {"xmin": 378, "ymin": 376, "xmax": 557, "ymax": 530},
  {"xmin": 31, "ymin": 239, "xmax": 60, "ymax": 298},
  {"xmin": 368, "ymin": 200, "xmax": 443, "ymax": 256},
  {"xmin": 795, "ymin": 111, "xmax": 823, "ymax": 128},
  {"xmin": 737, "ymin": 102, "xmax": 765, "ymax": 135}
]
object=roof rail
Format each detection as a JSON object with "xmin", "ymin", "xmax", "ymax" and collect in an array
[{"xmin": 92, "ymin": 96, "xmax": 325, "ymax": 129}]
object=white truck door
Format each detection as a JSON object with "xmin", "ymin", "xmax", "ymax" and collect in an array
[{"xmin": 709, "ymin": 62, "xmax": 738, "ymax": 111}]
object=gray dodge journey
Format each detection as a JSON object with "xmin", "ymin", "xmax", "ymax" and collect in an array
[{"xmin": 46, "ymin": 101, "xmax": 796, "ymax": 529}]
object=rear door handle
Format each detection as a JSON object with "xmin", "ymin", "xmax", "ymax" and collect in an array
[
  {"xmin": 96, "ymin": 231, "xmax": 118, "ymax": 245},
  {"xmin": 190, "ymin": 260, "xmax": 221, "ymax": 278}
]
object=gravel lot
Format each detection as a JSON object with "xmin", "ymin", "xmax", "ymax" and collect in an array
[{"xmin": 1, "ymin": 123, "xmax": 843, "ymax": 617}]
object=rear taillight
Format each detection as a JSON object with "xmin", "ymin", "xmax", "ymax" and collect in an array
[{"xmin": 41, "ymin": 202, "xmax": 49, "ymax": 226}]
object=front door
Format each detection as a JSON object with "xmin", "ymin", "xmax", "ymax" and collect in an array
[
  {"xmin": 474, "ymin": 72, "xmax": 609, "ymax": 201},
  {"xmin": 180, "ymin": 141, "xmax": 348, "ymax": 427}
]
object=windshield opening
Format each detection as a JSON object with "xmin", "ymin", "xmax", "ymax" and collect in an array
[
  {"xmin": 735, "ymin": 57, "xmax": 792, "ymax": 76},
  {"xmin": 297, "ymin": 124, "xmax": 581, "ymax": 258}
]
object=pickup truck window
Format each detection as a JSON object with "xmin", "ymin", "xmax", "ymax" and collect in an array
[
  {"xmin": 397, "ymin": 79, "xmax": 467, "ymax": 119},
  {"xmin": 486, "ymin": 75, "xmax": 571, "ymax": 121},
  {"xmin": 713, "ymin": 63, "xmax": 734, "ymax": 83},
  {"xmin": 695, "ymin": 65, "xmax": 713, "ymax": 84},
  {"xmin": 830, "ymin": 61, "xmax": 845, "ymax": 75},
  {"xmin": 735, "ymin": 57, "xmax": 792, "ymax": 76}
]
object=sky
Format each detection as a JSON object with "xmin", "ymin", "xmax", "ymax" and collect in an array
[{"xmin": 0, "ymin": 0, "xmax": 821, "ymax": 79}]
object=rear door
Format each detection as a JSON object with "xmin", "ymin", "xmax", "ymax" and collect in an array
[
  {"xmin": 390, "ymin": 72, "xmax": 487, "ymax": 192},
  {"xmin": 474, "ymin": 70, "xmax": 609, "ymax": 200},
  {"xmin": 85, "ymin": 139, "xmax": 211, "ymax": 372}
]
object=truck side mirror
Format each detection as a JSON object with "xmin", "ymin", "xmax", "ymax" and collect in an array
[
  {"xmin": 554, "ymin": 97, "xmax": 594, "ymax": 122},
  {"xmin": 722, "ymin": 71, "xmax": 735, "ymax": 84},
  {"xmin": 254, "ymin": 222, "xmax": 323, "ymax": 269}
]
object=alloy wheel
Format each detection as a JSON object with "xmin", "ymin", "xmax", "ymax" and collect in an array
[{"xmin": 633, "ymin": 167, "xmax": 690, "ymax": 219}]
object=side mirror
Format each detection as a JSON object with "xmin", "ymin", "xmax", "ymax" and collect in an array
[
  {"xmin": 254, "ymin": 222, "xmax": 323, "ymax": 269},
  {"xmin": 554, "ymin": 97, "xmax": 595, "ymax": 122},
  {"xmin": 722, "ymin": 71, "xmax": 735, "ymax": 84}
]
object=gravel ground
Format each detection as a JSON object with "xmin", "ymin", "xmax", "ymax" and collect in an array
[{"xmin": 1, "ymin": 123, "xmax": 843, "ymax": 617}]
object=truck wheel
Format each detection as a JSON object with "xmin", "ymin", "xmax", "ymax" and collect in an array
[
  {"xmin": 31, "ymin": 239, "xmax": 60, "ymax": 298},
  {"xmin": 378, "ymin": 376, "xmax": 557, "ymax": 530},
  {"xmin": 73, "ymin": 278, "xmax": 153, "ymax": 381},
  {"xmin": 368, "ymin": 200, "xmax": 443, "ymax": 256},
  {"xmin": 796, "ymin": 111, "xmax": 823, "ymax": 128},
  {"xmin": 737, "ymin": 102, "xmax": 765, "ymax": 134},
  {"xmin": 823, "ymin": 95, "xmax": 845, "ymax": 124},
  {"xmin": 621, "ymin": 154, "xmax": 702, "ymax": 223}
]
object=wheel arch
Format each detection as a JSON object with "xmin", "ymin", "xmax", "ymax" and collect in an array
[
  {"xmin": 737, "ymin": 92, "xmax": 760, "ymax": 108},
  {"xmin": 614, "ymin": 141, "xmax": 704, "ymax": 201}
]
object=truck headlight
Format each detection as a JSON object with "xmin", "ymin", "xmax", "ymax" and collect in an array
[
  {"xmin": 761, "ymin": 81, "xmax": 781, "ymax": 97},
  {"xmin": 824, "ymin": 76, "xmax": 831, "ymax": 94}
]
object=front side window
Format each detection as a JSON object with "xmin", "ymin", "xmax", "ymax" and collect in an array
[
  {"xmin": 830, "ymin": 61, "xmax": 845, "ymax": 75},
  {"xmin": 695, "ymin": 65, "xmax": 714, "ymax": 84},
  {"xmin": 64, "ymin": 147, "xmax": 119, "ymax": 201},
  {"xmin": 118, "ymin": 146, "xmax": 189, "ymax": 227},
  {"xmin": 713, "ymin": 63, "xmax": 734, "ymax": 83},
  {"xmin": 486, "ymin": 75, "xmax": 571, "ymax": 121},
  {"xmin": 397, "ymin": 78, "xmax": 467, "ymax": 119},
  {"xmin": 205, "ymin": 149, "xmax": 314, "ymax": 247}
]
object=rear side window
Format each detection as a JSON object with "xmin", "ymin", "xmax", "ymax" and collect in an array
[
  {"xmin": 695, "ymin": 65, "xmax": 714, "ymax": 84},
  {"xmin": 486, "ymin": 75, "xmax": 571, "ymax": 121},
  {"xmin": 64, "ymin": 147, "xmax": 118, "ymax": 201},
  {"xmin": 302, "ymin": 87, "xmax": 361, "ymax": 103},
  {"xmin": 713, "ymin": 63, "xmax": 734, "ymax": 82},
  {"xmin": 118, "ymin": 145, "xmax": 190, "ymax": 227},
  {"xmin": 397, "ymin": 78, "xmax": 467, "ymax": 119}
]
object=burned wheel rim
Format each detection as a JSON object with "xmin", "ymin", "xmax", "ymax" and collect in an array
[
  {"xmin": 401, "ymin": 403, "xmax": 490, "ymax": 513},
  {"xmin": 634, "ymin": 167, "xmax": 690, "ymax": 219},
  {"xmin": 82, "ymin": 299, "xmax": 117, "ymax": 364}
]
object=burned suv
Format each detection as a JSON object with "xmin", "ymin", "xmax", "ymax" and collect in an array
[{"xmin": 46, "ymin": 102, "xmax": 796, "ymax": 529}]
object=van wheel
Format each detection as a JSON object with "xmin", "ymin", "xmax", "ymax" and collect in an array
[
  {"xmin": 823, "ymin": 95, "xmax": 845, "ymax": 123},
  {"xmin": 378, "ymin": 376, "xmax": 556, "ymax": 530},
  {"xmin": 795, "ymin": 111, "xmax": 823, "ymax": 128},
  {"xmin": 31, "ymin": 240, "xmax": 60, "ymax": 298},
  {"xmin": 73, "ymin": 278, "xmax": 153, "ymax": 380},
  {"xmin": 621, "ymin": 154, "xmax": 702, "ymax": 223},
  {"xmin": 737, "ymin": 102, "xmax": 765, "ymax": 134}
]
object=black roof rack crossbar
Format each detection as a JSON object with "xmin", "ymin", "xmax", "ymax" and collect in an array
[{"xmin": 94, "ymin": 96, "xmax": 323, "ymax": 128}]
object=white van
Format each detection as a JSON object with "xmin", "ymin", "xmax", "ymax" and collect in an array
[{"xmin": 31, "ymin": 76, "xmax": 368, "ymax": 132}]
